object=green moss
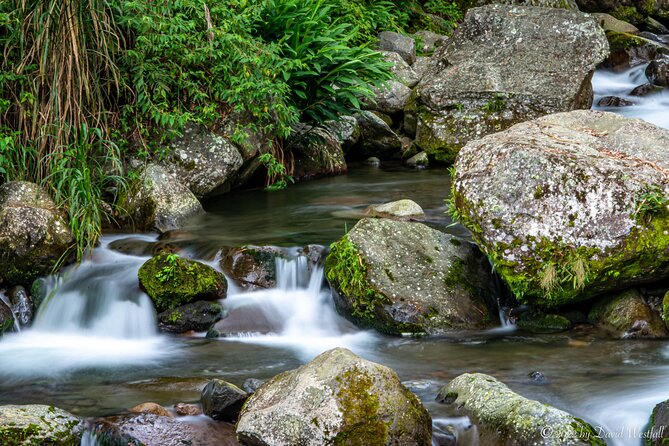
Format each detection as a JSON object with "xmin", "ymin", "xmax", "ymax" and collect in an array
[
  {"xmin": 606, "ymin": 31, "xmax": 646, "ymax": 51},
  {"xmin": 443, "ymin": 260, "xmax": 465, "ymax": 288},
  {"xmin": 571, "ymin": 419, "xmax": 606, "ymax": 446},
  {"xmin": 138, "ymin": 253, "xmax": 226, "ymax": 312},
  {"xmin": 534, "ymin": 185, "xmax": 544, "ymax": 200},
  {"xmin": 662, "ymin": 292, "xmax": 669, "ymax": 328},
  {"xmin": 610, "ymin": 6, "xmax": 643, "ymax": 24},
  {"xmin": 516, "ymin": 311, "xmax": 571, "ymax": 333}
]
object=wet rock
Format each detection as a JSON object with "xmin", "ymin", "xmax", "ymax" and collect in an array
[
  {"xmin": 646, "ymin": 59, "xmax": 669, "ymax": 87},
  {"xmin": 592, "ymin": 13, "xmax": 639, "ymax": 33},
  {"xmin": 527, "ymin": 371, "xmax": 550, "ymax": 385},
  {"xmin": 163, "ymin": 123, "xmax": 244, "ymax": 199},
  {"xmin": 368, "ymin": 80, "xmax": 412, "ymax": 115},
  {"xmin": 413, "ymin": 30, "xmax": 447, "ymax": 55},
  {"xmin": 453, "ymin": 110, "xmax": 669, "ymax": 307},
  {"xmin": 291, "ymin": 126, "xmax": 347, "ymax": 181},
  {"xmin": 129, "ymin": 402, "xmax": 172, "ymax": 417},
  {"xmin": 158, "ymin": 301, "xmax": 224, "ymax": 333},
  {"xmin": 378, "ymin": 31, "xmax": 416, "ymax": 65},
  {"xmin": 516, "ymin": 310, "xmax": 572, "ymax": 333},
  {"xmin": 211, "ymin": 305, "xmax": 281, "ymax": 336},
  {"xmin": 221, "ymin": 246, "xmax": 285, "ymax": 290},
  {"xmin": 597, "ymin": 95, "xmax": 634, "ymax": 107},
  {"xmin": 364, "ymin": 199, "xmax": 425, "ymax": 220},
  {"xmin": 412, "ymin": 5, "xmax": 608, "ymax": 163},
  {"xmin": 0, "ymin": 404, "xmax": 82, "ymax": 446},
  {"xmin": 124, "ymin": 377, "xmax": 211, "ymax": 398},
  {"xmin": 8, "ymin": 286, "xmax": 33, "ymax": 327},
  {"xmin": 365, "ymin": 156, "xmax": 381, "ymax": 166},
  {"xmin": 91, "ymin": 413, "xmax": 239, "ymax": 446},
  {"xmin": 0, "ymin": 182, "xmax": 73, "ymax": 287},
  {"xmin": 437, "ymin": 373, "xmax": 599, "ymax": 446},
  {"xmin": 662, "ymin": 291, "xmax": 669, "ymax": 327},
  {"xmin": 120, "ymin": 164, "xmax": 204, "ymax": 233},
  {"xmin": 603, "ymin": 32, "xmax": 667, "ymax": 72},
  {"xmin": 648, "ymin": 400, "xmax": 669, "ymax": 445},
  {"xmin": 236, "ymin": 347, "xmax": 432, "ymax": 446},
  {"xmin": 630, "ymin": 82, "xmax": 664, "ymax": 96},
  {"xmin": 324, "ymin": 218, "xmax": 498, "ymax": 335},
  {"xmin": 174, "ymin": 403, "xmax": 202, "ymax": 416},
  {"xmin": 588, "ymin": 289, "xmax": 667, "ymax": 339},
  {"xmin": 242, "ymin": 378, "xmax": 265, "ymax": 394},
  {"xmin": 300, "ymin": 245, "xmax": 326, "ymax": 275},
  {"xmin": 201, "ymin": 379, "xmax": 248, "ymax": 422},
  {"xmin": 406, "ymin": 151, "xmax": 429, "ymax": 168},
  {"xmin": 324, "ymin": 116, "xmax": 360, "ymax": 152},
  {"xmin": 354, "ymin": 111, "xmax": 402, "ymax": 160},
  {"xmin": 138, "ymin": 253, "xmax": 227, "ymax": 312},
  {"xmin": 0, "ymin": 301, "xmax": 14, "ymax": 335},
  {"xmin": 380, "ymin": 51, "xmax": 419, "ymax": 87}
]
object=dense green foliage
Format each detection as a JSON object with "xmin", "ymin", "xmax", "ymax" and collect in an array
[{"xmin": 1, "ymin": 0, "xmax": 465, "ymax": 260}]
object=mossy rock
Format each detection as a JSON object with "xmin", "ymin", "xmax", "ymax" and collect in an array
[
  {"xmin": 236, "ymin": 347, "xmax": 432, "ymax": 446},
  {"xmin": 516, "ymin": 310, "xmax": 572, "ymax": 333},
  {"xmin": 157, "ymin": 301, "xmax": 225, "ymax": 334},
  {"xmin": 138, "ymin": 253, "xmax": 227, "ymax": 312},
  {"xmin": 588, "ymin": 289, "xmax": 667, "ymax": 339},
  {"xmin": 437, "ymin": 373, "xmax": 604, "ymax": 446},
  {"xmin": 0, "ymin": 405, "xmax": 82, "ymax": 446}
]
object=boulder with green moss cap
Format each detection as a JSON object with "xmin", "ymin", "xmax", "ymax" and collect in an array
[
  {"xmin": 236, "ymin": 347, "xmax": 431, "ymax": 446},
  {"xmin": 452, "ymin": 110, "xmax": 669, "ymax": 307},
  {"xmin": 138, "ymin": 253, "xmax": 227, "ymax": 312},
  {"xmin": 0, "ymin": 404, "xmax": 83, "ymax": 446},
  {"xmin": 437, "ymin": 373, "xmax": 604, "ymax": 446},
  {"xmin": 324, "ymin": 218, "xmax": 498, "ymax": 335}
]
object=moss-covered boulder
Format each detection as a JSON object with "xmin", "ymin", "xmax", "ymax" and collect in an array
[
  {"xmin": 588, "ymin": 289, "xmax": 667, "ymax": 338},
  {"xmin": 516, "ymin": 310, "xmax": 572, "ymax": 334},
  {"xmin": 324, "ymin": 218, "xmax": 498, "ymax": 335},
  {"xmin": 437, "ymin": 373, "xmax": 603, "ymax": 446},
  {"xmin": 0, "ymin": 182, "xmax": 73, "ymax": 287},
  {"xmin": 410, "ymin": 5, "xmax": 608, "ymax": 163},
  {"xmin": 648, "ymin": 399, "xmax": 669, "ymax": 445},
  {"xmin": 221, "ymin": 246, "xmax": 286, "ymax": 290},
  {"xmin": 138, "ymin": 253, "xmax": 227, "ymax": 312},
  {"xmin": 453, "ymin": 110, "xmax": 669, "ymax": 307},
  {"xmin": 291, "ymin": 126, "xmax": 347, "ymax": 182},
  {"xmin": 601, "ymin": 31, "xmax": 667, "ymax": 72},
  {"xmin": 236, "ymin": 347, "xmax": 432, "ymax": 446},
  {"xmin": 0, "ymin": 404, "xmax": 83, "ymax": 446},
  {"xmin": 157, "ymin": 301, "xmax": 225, "ymax": 334}
]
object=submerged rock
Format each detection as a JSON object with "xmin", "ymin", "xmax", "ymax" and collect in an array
[
  {"xmin": 236, "ymin": 347, "xmax": 432, "ymax": 446},
  {"xmin": 324, "ymin": 218, "xmax": 498, "ymax": 335},
  {"xmin": 138, "ymin": 253, "xmax": 227, "ymax": 312},
  {"xmin": 364, "ymin": 199, "xmax": 425, "ymax": 220},
  {"xmin": 588, "ymin": 289, "xmax": 667, "ymax": 339},
  {"xmin": 201, "ymin": 379, "xmax": 248, "ymax": 422},
  {"xmin": 411, "ymin": 5, "xmax": 608, "ymax": 163},
  {"xmin": 0, "ymin": 404, "xmax": 82, "ymax": 446},
  {"xmin": 437, "ymin": 373, "xmax": 602, "ymax": 446},
  {"xmin": 0, "ymin": 182, "xmax": 73, "ymax": 287},
  {"xmin": 163, "ymin": 123, "xmax": 244, "ymax": 199},
  {"xmin": 120, "ymin": 163, "xmax": 204, "ymax": 233},
  {"xmin": 221, "ymin": 246, "xmax": 285, "ymax": 290},
  {"xmin": 158, "ymin": 301, "xmax": 224, "ymax": 333},
  {"xmin": 290, "ymin": 127, "xmax": 347, "ymax": 181},
  {"xmin": 452, "ymin": 110, "xmax": 669, "ymax": 307},
  {"xmin": 129, "ymin": 402, "xmax": 172, "ymax": 418}
]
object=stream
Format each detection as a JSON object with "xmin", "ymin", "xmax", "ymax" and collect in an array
[{"xmin": 0, "ymin": 68, "xmax": 668, "ymax": 446}]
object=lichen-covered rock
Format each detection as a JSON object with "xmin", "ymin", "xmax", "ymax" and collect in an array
[
  {"xmin": 120, "ymin": 164, "xmax": 204, "ymax": 233},
  {"xmin": 412, "ymin": 5, "xmax": 608, "ymax": 163},
  {"xmin": 475, "ymin": 0, "xmax": 579, "ymax": 7},
  {"xmin": 406, "ymin": 151, "xmax": 429, "ymax": 168},
  {"xmin": 364, "ymin": 199, "xmax": 425, "ymax": 220},
  {"xmin": 378, "ymin": 31, "xmax": 416, "ymax": 65},
  {"xmin": 324, "ymin": 116, "xmax": 361, "ymax": 153},
  {"xmin": 380, "ymin": 51, "xmax": 419, "ymax": 87},
  {"xmin": 412, "ymin": 31, "xmax": 447, "ymax": 55},
  {"xmin": 353, "ymin": 111, "xmax": 402, "ymax": 160},
  {"xmin": 221, "ymin": 246, "xmax": 285, "ymax": 290},
  {"xmin": 0, "ymin": 404, "xmax": 83, "ymax": 446},
  {"xmin": 648, "ymin": 399, "xmax": 669, "ymax": 446},
  {"xmin": 453, "ymin": 110, "xmax": 669, "ymax": 307},
  {"xmin": 291, "ymin": 127, "xmax": 347, "ymax": 181},
  {"xmin": 437, "ymin": 373, "xmax": 603, "ymax": 446},
  {"xmin": 324, "ymin": 218, "xmax": 498, "ymax": 335},
  {"xmin": 138, "ymin": 253, "xmax": 227, "ymax": 312},
  {"xmin": 163, "ymin": 123, "xmax": 244, "ymax": 199},
  {"xmin": 158, "ymin": 301, "xmax": 224, "ymax": 333},
  {"xmin": 236, "ymin": 347, "xmax": 432, "ymax": 446},
  {"xmin": 588, "ymin": 289, "xmax": 667, "ymax": 338},
  {"xmin": 0, "ymin": 182, "xmax": 73, "ymax": 287},
  {"xmin": 0, "ymin": 300, "xmax": 14, "ymax": 335},
  {"xmin": 368, "ymin": 80, "xmax": 412, "ymax": 115},
  {"xmin": 646, "ymin": 59, "xmax": 669, "ymax": 87},
  {"xmin": 201, "ymin": 379, "xmax": 248, "ymax": 422}
]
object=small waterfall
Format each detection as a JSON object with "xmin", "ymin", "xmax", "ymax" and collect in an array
[{"xmin": 221, "ymin": 255, "xmax": 376, "ymax": 360}]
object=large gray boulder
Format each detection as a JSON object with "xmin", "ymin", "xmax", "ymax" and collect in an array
[
  {"xmin": 163, "ymin": 124, "xmax": 244, "ymax": 199},
  {"xmin": 452, "ymin": 110, "xmax": 669, "ymax": 307},
  {"xmin": 236, "ymin": 347, "xmax": 432, "ymax": 446},
  {"xmin": 353, "ymin": 111, "xmax": 402, "ymax": 160},
  {"xmin": 437, "ymin": 374, "xmax": 603, "ymax": 446},
  {"xmin": 291, "ymin": 127, "xmax": 347, "ymax": 181},
  {"xmin": 588, "ymin": 289, "xmax": 667, "ymax": 338},
  {"xmin": 121, "ymin": 164, "xmax": 204, "ymax": 233},
  {"xmin": 368, "ymin": 81, "xmax": 413, "ymax": 115},
  {"xmin": 201, "ymin": 379, "xmax": 248, "ymax": 422},
  {"xmin": 324, "ymin": 116, "xmax": 361, "ymax": 152},
  {"xmin": 378, "ymin": 31, "xmax": 416, "ymax": 65},
  {"xmin": 380, "ymin": 51, "xmax": 419, "ymax": 87},
  {"xmin": 0, "ymin": 182, "xmax": 73, "ymax": 287},
  {"xmin": 411, "ymin": 5, "xmax": 609, "ymax": 163},
  {"xmin": 324, "ymin": 218, "xmax": 498, "ymax": 335},
  {"xmin": 0, "ymin": 404, "xmax": 83, "ymax": 446}
]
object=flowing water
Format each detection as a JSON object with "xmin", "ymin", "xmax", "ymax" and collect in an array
[{"xmin": 0, "ymin": 74, "xmax": 668, "ymax": 445}]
